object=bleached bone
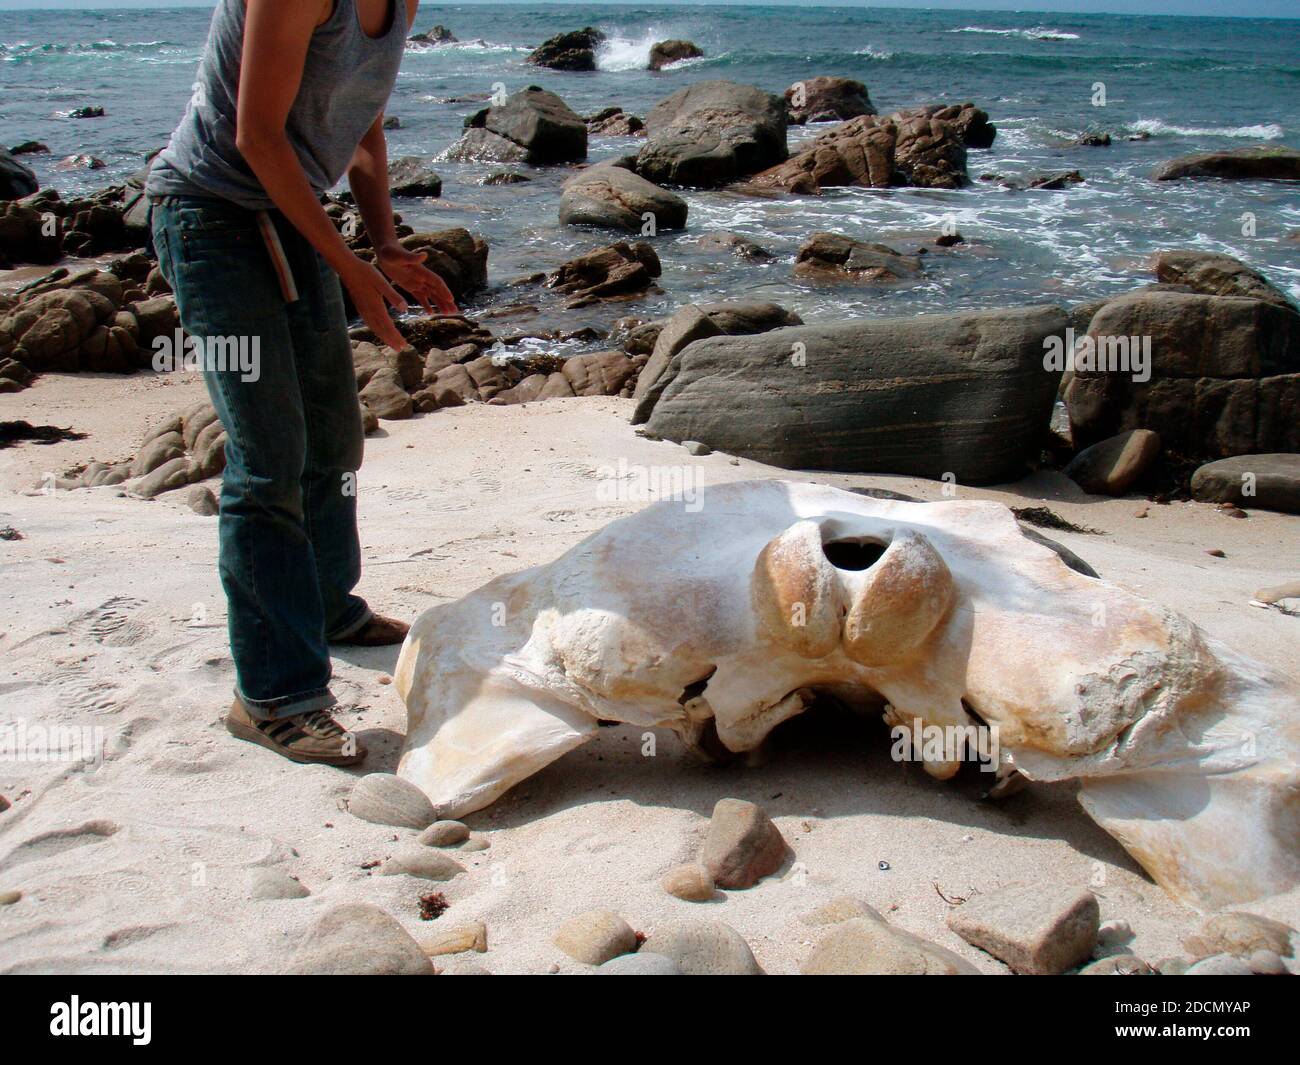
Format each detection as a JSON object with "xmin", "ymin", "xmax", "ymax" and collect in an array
[{"xmin": 395, "ymin": 480, "xmax": 1299, "ymax": 909}]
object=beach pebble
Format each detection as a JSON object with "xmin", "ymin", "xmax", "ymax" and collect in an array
[
  {"xmin": 1096, "ymin": 918, "xmax": 1134, "ymax": 952},
  {"xmin": 420, "ymin": 921, "xmax": 487, "ymax": 956},
  {"xmin": 282, "ymin": 903, "xmax": 433, "ymax": 975},
  {"xmin": 1078, "ymin": 954, "xmax": 1154, "ymax": 975},
  {"xmin": 1184, "ymin": 911, "xmax": 1296, "ymax": 960},
  {"xmin": 1246, "ymin": 949, "xmax": 1287, "ymax": 975},
  {"xmin": 1187, "ymin": 953, "xmax": 1254, "ymax": 976},
  {"xmin": 803, "ymin": 915, "xmax": 978, "ymax": 975},
  {"xmin": 348, "ymin": 773, "xmax": 438, "ymax": 829},
  {"xmin": 800, "ymin": 896, "xmax": 879, "ymax": 927},
  {"xmin": 459, "ymin": 837, "xmax": 490, "ymax": 852},
  {"xmin": 380, "ymin": 844, "xmax": 465, "ymax": 882},
  {"xmin": 0, "ymin": 889, "xmax": 21, "ymax": 905},
  {"xmin": 640, "ymin": 919, "xmax": 763, "ymax": 975},
  {"xmin": 418, "ymin": 820, "xmax": 470, "ymax": 847},
  {"xmin": 700, "ymin": 797, "xmax": 788, "ymax": 889},
  {"xmin": 660, "ymin": 862, "xmax": 715, "ymax": 901},
  {"xmin": 553, "ymin": 909, "xmax": 639, "ymax": 965},
  {"xmin": 683, "ymin": 440, "xmax": 712, "ymax": 456},
  {"xmin": 946, "ymin": 881, "xmax": 1099, "ymax": 975},
  {"xmin": 246, "ymin": 868, "xmax": 310, "ymax": 900},
  {"xmin": 187, "ymin": 486, "xmax": 219, "ymax": 516},
  {"xmin": 598, "ymin": 951, "xmax": 682, "ymax": 975}
]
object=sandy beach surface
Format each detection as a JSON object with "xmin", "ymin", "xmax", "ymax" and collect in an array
[{"xmin": 1, "ymin": 369, "xmax": 1297, "ymax": 975}]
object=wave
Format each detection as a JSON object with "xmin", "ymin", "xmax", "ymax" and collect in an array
[
  {"xmin": 853, "ymin": 45, "xmax": 896, "ymax": 60},
  {"xmin": 1129, "ymin": 118, "xmax": 1285, "ymax": 140},
  {"xmin": 594, "ymin": 27, "xmax": 699, "ymax": 71},
  {"xmin": 0, "ymin": 38, "xmax": 186, "ymax": 58},
  {"xmin": 404, "ymin": 39, "xmax": 525, "ymax": 55},
  {"xmin": 949, "ymin": 26, "xmax": 1080, "ymax": 41}
]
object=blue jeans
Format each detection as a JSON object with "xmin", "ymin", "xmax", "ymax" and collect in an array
[{"xmin": 151, "ymin": 195, "xmax": 370, "ymax": 720}]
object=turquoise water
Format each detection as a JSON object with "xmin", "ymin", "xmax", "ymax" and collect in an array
[{"xmin": 2, "ymin": 4, "xmax": 1297, "ymax": 341}]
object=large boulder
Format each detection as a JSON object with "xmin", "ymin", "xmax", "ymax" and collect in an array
[
  {"xmin": 527, "ymin": 28, "xmax": 604, "ymax": 71},
  {"xmin": 387, "ymin": 156, "xmax": 442, "ymax": 197},
  {"xmin": 1, "ymin": 147, "xmax": 38, "ymax": 200},
  {"xmin": 559, "ymin": 161, "xmax": 687, "ymax": 232},
  {"xmin": 1153, "ymin": 250, "xmax": 1294, "ymax": 309},
  {"xmin": 749, "ymin": 103, "xmax": 991, "ymax": 193},
  {"xmin": 636, "ymin": 304, "xmax": 1068, "ymax": 484},
  {"xmin": 785, "ymin": 76, "xmax": 875, "ymax": 124},
  {"xmin": 1063, "ymin": 289, "xmax": 1300, "ymax": 459},
  {"xmin": 635, "ymin": 80, "xmax": 788, "ymax": 188},
  {"xmin": 454, "ymin": 88, "xmax": 587, "ymax": 165},
  {"xmin": 0, "ymin": 200, "xmax": 62, "ymax": 266},
  {"xmin": 648, "ymin": 39, "xmax": 703, "ymax": 71},
  {"xmin": 1152, "ymin": 146, "xmax": 1300, "ymax": 182},
  {"xmin": 1190, "ymin": 454, "xmax": 1300, "ymax": 515},
  {"xmin": 546, "ymin": 241, "xmax": 661, "ymax": 308}
]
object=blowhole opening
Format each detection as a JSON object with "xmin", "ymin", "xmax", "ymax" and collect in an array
[{"xmin": 822, "ymin": 538, "xmax": 888, "ymax": 571}]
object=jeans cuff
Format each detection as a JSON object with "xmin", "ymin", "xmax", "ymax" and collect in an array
[
  {"xmin": 326, "ymin": 603, "xmax": 373, "ymax": 642},
  {"xmin": 236, "ymin": 686, "xmax": 337, "ymax": 722}
]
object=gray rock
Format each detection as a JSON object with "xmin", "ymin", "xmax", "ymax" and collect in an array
[
  {"xmin": 1190, "ymin": 454, "xmax": 1300, "ymax": 514},
  {"xmin": 1154, "ymin": 250, "xmax": 1294, "ymax": 309},
  {"xmin": 700, "ymin": 797, "xmax": 787, "ymax": 889},
  {"xmin": 527, "ymin": 27, "xmax": 603, "ymax": 72},
  {"xmin": 186, "ymin": 485, "xmax": 219, "ymax": 516},
  {"xmin": 1186, "ymin": 953, "xmax": 1255, "ymax": 976},
  {"xmin": 442, "ymin": 127, "xmax": 530, "ymax": 164},
  {"xmin": 379, "ymin": 843, "xmax": 465, "ymax": 882},
  {"xmin": 348, "ymin": 773, "xmax": 438, "ymax": 829},
  {"xmin": 682, "ymin": 440, "xmax": 711, "ymax": 456},
  {"xmin": 418, "ymin": 820, "xmax": 471, "ymax": 847},
  {"xmin": 1064, "ymin": 429, "xmax": 1161, "ymax": 495},
  {"xmin": 553, "ymin": 909, "xmax": 639, "ymax": 965},
  {"xmin": 946, "ymin": 881, "xmax": 1099, "ymax": 975},
  {"xmin": 632, "ymin": 304, "xmax": 723, "ymax": 403},
  {"xmin": 1, "ymin": 147, "xmax": 38, "ymax": 199},
  {"xmin": 636, "ymin": 80, "xmax": 787, "ymax": 188},
  {"xmin": 360, "ymin": 367, "xmax": 414, "ymax": 421},
  {"xmin": 282, "ymin": 903, "xmax": 433, "ymax": 975},
  {"xmin": 598, "ymin": 951, "xmax": 683, "ymax": 975},
  {"xmin": 388, "ymin": 156, "xmax": 442, "ymax": 197},
  {"xmin": 247, "ymin": 867, "xmax": 310, "ymax": 900},
  {"xmin": 464, "ymin": 87, "xmax": 587, "ymax": 164},
  {"xmin": 1152, "ymin": 146, "xmax": 1300, "ymax": 182},
  {"xmin": 560, "ymin": 162, "xmax": 687, "ymax": 232},
  {"xmin": 802, "ymin": 915, "xmax": 979, "ymax": 975},
  {"xmin": 640, "ymin": 919, "xmax": 763, "ymax": 975},
  {"xmin": 648, "ymin": 39, "xmax": 703, "ymax": 71},
  {"xmin": 637, "ymin": 305, "xmax": 1067, "ymax": 485}
]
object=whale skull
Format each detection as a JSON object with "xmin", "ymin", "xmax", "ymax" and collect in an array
[{"xmin": 395, "ymin": 480, "xmax": 1299, "ymax": 909}]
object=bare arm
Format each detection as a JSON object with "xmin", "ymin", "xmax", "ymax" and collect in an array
[{"xmin": 234, "ymin": 0, "xmax": 410, "ymax": 349}]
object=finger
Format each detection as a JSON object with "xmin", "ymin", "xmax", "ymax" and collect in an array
[
  {"xmin": 376, "ymin": 274, "xmax": 408, "ymax": 314},
  {"xmin": 360, "ymin": 294, "xmax": 408, "ymax": 351}
]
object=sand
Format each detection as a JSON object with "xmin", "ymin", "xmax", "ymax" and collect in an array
[{"xmin": 1, "ymin": 370, "xmax": 1297, "ymax": 974}]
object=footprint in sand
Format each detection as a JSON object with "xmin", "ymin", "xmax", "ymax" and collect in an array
[
  {"xmin": 0, "ymin": 819, "xmax": 119, "ymax": 873},
  {"xmin": 69, "ymin": 596, "xmax": 153, "ymax": 648}
]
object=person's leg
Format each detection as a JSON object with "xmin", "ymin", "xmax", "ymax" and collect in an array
[
  {"xmin": 276, "ymin": 215, "xmax": 407, "ymax": 648},
  {"xmin": 150, "ymin": 196, "xmax": 363, "ymax": 762}
]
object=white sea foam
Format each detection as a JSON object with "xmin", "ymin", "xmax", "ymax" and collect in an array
[
  {"xmin": 595, "ymin": 28, "xmax": 695, "ymax": 71},
  {"xmin": 1130, "ymin": 118, "xmax": 1284, "ymax": 140},
  {"xmin": 853, "ymin": 45, "xmax": 895, "ymax": 60},
  {"xmin": 949, "ymin": 26, "xmax": 1080, "ymax": 41}
]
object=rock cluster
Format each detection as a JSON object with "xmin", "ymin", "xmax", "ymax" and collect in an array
[{"xmin": 527, "ymin": 28, "xmax": 605, "ymax": 71}]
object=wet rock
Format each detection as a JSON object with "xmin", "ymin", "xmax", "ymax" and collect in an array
[
  {"xmin": 560, "ymin": 161, "xmax": 687, "ymax": 232},
  {"xmin": 418, "ymin": 820, "xmax": 471, "ymax": 847},
  {"xmin": 696, "ymin": 231, "xmax": 773, "ymax": 261},
  {"xmin": 409, "ymin": 24, "xmax": 457, "ymax": 45},
  {"xmin": 1064, "ymin": 429, "xmax": 1161, "ymax": 495},
  {"xmin": 803, "ymin": 913, "xmax": 979, "ymax": 975},
  {"xmin": 640, "ymin": 919, "xmax": 763, "ymax": 975},
  {"xmin": 380, "ymin": 843, "xmax": 466, "ymax": 882},
  {"xmin": 946, "ymin": 882, "xmax": 1099, "ymax": 975},
  {"xmin": 283, "ymin": 903, "xmax": 434, "ymax": 975},
  {"xmin": 1152, "ymin": 146, "xmax": 1300, "ymax": 182},
  {"xmin": 348, "ymin": 773, "xmax": 438, "ymax": 829},
  {"xmin": 660, "ymin": 863, "xmax": 715, "ymax": 901},
  {"xmin": 527, "ymin": 27, "xmax": 604, "ymax": 71},
  {"xmin": 586, "ymin": 107, "xmax": 645, "ymax": 136},
  {"xmin": 443, "ymin": 127, "xmax": 529, "ymax": 164},
  {"xmin": 553, "ymin": 909, "xmax": 639, "ymax": 965},
  {"xmin": 1190, "ymin": 454, "xmax": 1300, "ymax": 514},
  {"xmin": 785, "ymin": 76, "xmax": 875, "ymax": 124},
  {"xmin": 1154, "ymin": 250, "xmax": 1295, "ymax": 309},
  {"xmin": 1027, "ymin": 170, "xmax": 1084, "ymax": 190},
  {"xmin": 636, "ymin": 80, "xmax": 788, "ymax": 188},
  {"xmin": 388, "ymin": 156, "xmax": 442, "ymax": 198},
  {"xmin": 648, "ymin": 39, "xmax": 703, "ymax": 70},
  {"xmin": 547, "ymin": 241, "xmax": 661, "ymax": 307},
  {"xmin": 1, "ymin": 147, "xmax": 38, "ymax": 200},
  {"xmin": 794, "ymin": 231, "xmax": 922, "ymax": 284},
  {"xmin": 459, "ymin": 87, "xmax": 586, "ymax": 164}
]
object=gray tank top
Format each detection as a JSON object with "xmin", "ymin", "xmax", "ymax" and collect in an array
[{"xmin": 147, "ymin": 0, "xmax": 407, "ymax": 209}]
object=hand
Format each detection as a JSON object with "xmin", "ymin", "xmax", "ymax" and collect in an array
[
  {"xmin": 339, "ymin": 254, "xmax": 409, "ymax": 351},
  {"xmin": 376, "ymin": 243, "xmax": 460, "ymax": 316}
]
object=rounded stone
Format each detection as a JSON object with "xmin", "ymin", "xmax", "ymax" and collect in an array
[
  {"xmin": 640, "ymin": 919, "xmax": 763, "ymax": 975},
  {"xmin": 598, "ymin": 951, "xmax": 683, "ymax": 975},
  {"xmin": 660, "ymin": 863, "xmax": 715, "ymax": 902},
  {"xmin": 553, "ymin": 908, "xmax": 639, "ymax": 965},
  {"xmin": 348, "ymin": 773, "xmax": 438, "ymax": 829},
  {"xmin": 418, "ymin": 820, "xmax": 471, "ymax": 847}
]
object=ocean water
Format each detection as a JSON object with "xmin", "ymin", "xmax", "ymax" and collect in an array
[{"xmin": 2, "ymin": 3, "xmax": 1298, "ymax": 348}]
